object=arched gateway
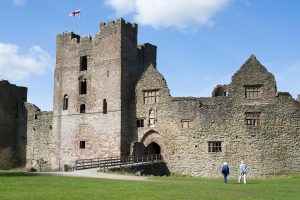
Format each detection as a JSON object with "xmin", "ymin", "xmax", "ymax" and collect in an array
[
  {"xmin": 146, "ymin": 142, "xmax": 161, "ymax": 155},
  {"xmin": 140, "ymin": 130, "xmax": 165, "ymax": 158}
]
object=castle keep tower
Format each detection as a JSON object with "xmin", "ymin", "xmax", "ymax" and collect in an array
[{"xmin": 52, "ymin": 19, "xmax": 156, "ymax": 167}]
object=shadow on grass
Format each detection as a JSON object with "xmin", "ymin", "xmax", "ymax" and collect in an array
[
  {"xmin": 229, "ymin": 182, "xmax": 260, "ymax": 185},
  {"xmin": 0, "ymin": 171, "xmax": 37, "ymax": 177}
]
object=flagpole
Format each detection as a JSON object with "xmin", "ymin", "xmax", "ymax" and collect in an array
[
  {"xmin": 69, "ymin": 9, "xmax": 81, "ymax": 35},
  {"xmin": 78, "ymin": 11, "xmax": 81, "ymax": 35}
]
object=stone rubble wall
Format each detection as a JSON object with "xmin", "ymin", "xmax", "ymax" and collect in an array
[
  {"xmin": 25, "ymin": 103, "xmax": 53, "ymax": 169},
  {"xmin": 0, "ymin": 80, "xmax": 27, "ymax": 167},
  {"xmin": 136, "ymin": 57, "xmax": 300, "ymax": 178},
  {"xmin": 51, "ymin": 19, "xmax": 157, "ymax": 168}
]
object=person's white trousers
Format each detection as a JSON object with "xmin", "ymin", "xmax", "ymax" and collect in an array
[{"xmin": 238, "ymin": 174, "xmax": 246, "ymax": 184}]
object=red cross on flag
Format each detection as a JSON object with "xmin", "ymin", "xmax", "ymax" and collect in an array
[{"xmin": 69, "ymin": 9, "xmax": 80, "ymax": 17}]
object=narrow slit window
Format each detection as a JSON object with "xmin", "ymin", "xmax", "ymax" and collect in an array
[
  {"xmin": 103, "ymin": 99, "xmax": 107, "ymax": 114},
  {"xmin": 80, "ymin": 56, "xmax": 87, "ymax": 71},
  {"xmin": 79, "ymin": 81, "xmax": 87, "ymax": 95},
  {"xmin": 80, "ymin": 104, "xmax": 86, "ymax": 113}
]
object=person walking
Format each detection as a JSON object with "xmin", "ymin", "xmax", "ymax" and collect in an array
[
  {"xmin": 238, "ymin": 161, "xmax": 247, "ymax": 184},
  {"xmin": 221, "ymin": 162, "xmax": 230, "ymax": 183}
]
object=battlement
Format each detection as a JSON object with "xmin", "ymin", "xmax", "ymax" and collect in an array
[
  {"xmin": 57, "ymin": 18, "xmax": 137, "ymax": 47},
  {"xmin": 56, "ymin": 32, "xmax": 81, "ymax": 44},
  {"xmin": 99, "ymin": 18, "xmax": 137, "ymax": 32}
]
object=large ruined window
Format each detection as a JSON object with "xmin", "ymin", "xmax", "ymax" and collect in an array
[
  {"xmin": 244, "ymin": 85, "xmax": 262, "ymax": 99},
  {"xmin": 143, "ymin": 90, "xmax": 159, "ymax": 104},
  {"xmin": 80, "ymin": 104, "xmax": 86, "ymax": 113},
  {"xmin": 80, "ymin": 56, "xmax": 87, "ymax": 71},
  {"xmin": 137, "ymin": 118, "xmax": 144, "ymax": 127},
  {"xmin": 79, "ymin": 80, "xmax": 87, "ymax": 95},
  {"xmin": 63, "ymin": 94, "xmax": 68, "ymax": 110},
  {"xmin": 79, "ymin": 141, "xmax": 86, "ymax": 149},
  {"xmin": 245, "ymin": 112, "xmax": 261, "ymax": 126},
  {"xmin": 103, "ymin": 99, "xmax": 107, "ymax": 114},
  {"xmin": 208, "ymin": 141, "xmax": 222, "ymax": 153}
]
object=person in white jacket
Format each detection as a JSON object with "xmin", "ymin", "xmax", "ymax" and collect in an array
[{"xmin": 238, "ymin": 161, "xmax": 247, "ymax": 184}]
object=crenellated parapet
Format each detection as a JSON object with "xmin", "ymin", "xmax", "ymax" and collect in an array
[{"xmin": 99, "ymin": 18, "xmax": 137, "ymax": 37}]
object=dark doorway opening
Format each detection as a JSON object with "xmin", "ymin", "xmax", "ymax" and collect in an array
[{"xmin": 146, "ymin": 142, "xmax": 161, "ymax": 155}]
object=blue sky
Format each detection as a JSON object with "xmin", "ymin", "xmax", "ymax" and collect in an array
[{"xmin": 1, "ymin": 0, "xmax": 300, "ymax": 111}]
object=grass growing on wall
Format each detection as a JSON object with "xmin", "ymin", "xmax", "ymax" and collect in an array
[{"xmin": 0, "ymin": 170, "xmax": 300, "ymax": 200}]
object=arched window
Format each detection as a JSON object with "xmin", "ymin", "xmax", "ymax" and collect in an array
[
  {"xmin": 63, "ymin": 94, "xmax": 68, "ymax": 110},
  {"xmin": 103, "ymin": 99, "xmax": 107, "ymax": 114}
]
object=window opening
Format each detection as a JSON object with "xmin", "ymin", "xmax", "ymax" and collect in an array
[
  {"xmin": 208, "ymin": 141, "xmax": 222, "ymax": 152},
  {"xmin": 80, "ymin": 104, "xmax": 86, "ymax": 113},
  {"xmin": 103, "ymin": 99, "xmax": 107, "ymax": 114},
  {"xmin": 245, "ymin": 112, "xmax": 261, "ymax": 126},
  {"xmin": 143, "ymin": 90, "xmax": 159, "ymax": 104},
  {"xmin": 137, "ymin": 118, "xmax": 144, "ymax": 127},
  {"xmin": 80, "ymin": 141, "xmax": 86, "ymax": 149},
  {"xmin": 63, "ymin": 94, "xmax": 68, "ymax": 110},
  {"xmin": 244, "ymin": 85, "xmax": 262, "ymax": 99},
  {"xmin": 79, "ymin": 81, "xmax": 87, "ymax": 95},
  {"xmin": 181, "ymin": 120, "xmax": 191, "ymax": 128},
  {"xmin": 80, "ymin": 56, "xmax": 87, "ymax": 71}
]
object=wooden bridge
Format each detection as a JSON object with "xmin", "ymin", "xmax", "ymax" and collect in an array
[{"xmin": 75, "ymin": 154, "xmax": 163, "ymax": 170}]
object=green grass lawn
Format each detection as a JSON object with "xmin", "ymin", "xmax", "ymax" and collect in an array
[{"xmin": 0, "ymin": 171, "xmax": 300, "ymax": 200}]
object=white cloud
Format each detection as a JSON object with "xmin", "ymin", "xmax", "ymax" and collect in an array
[
  {"xmin": 105, "ymin": 0, "xmax": 230, "ymax": 30},
  {"xmin": 14, "ymin": 0, "xmax": 26, "ymax": 6},
  {"xmin": 0, "ymin": 43, "xmax": 53, "ymax": 81}
]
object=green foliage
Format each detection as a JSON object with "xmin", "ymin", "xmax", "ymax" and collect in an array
[{"xmin": 0, "ymin": 171, "xmax": 300, "ymax": 200}]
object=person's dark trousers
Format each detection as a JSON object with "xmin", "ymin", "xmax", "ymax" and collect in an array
[{"xmin": 224, "ymin": 175, "xmax": 227, "ymax": 183}]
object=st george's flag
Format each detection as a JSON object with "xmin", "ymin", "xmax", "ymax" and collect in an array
[{"xmin": 69, "ymin": 9, "xmax": 81, "ymax": 17}]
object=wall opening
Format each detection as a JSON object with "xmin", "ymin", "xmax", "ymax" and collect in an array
[
  {"xmin": 79, "ymin": 141, "xmax": 86, "ymax": 149},
  {"xmin": 79, "ymin": 81, "xmax": 87, "ymax": 95},
  {"xmin": 146, "ymin": 142, "xmax": 161, "ymax": 155},
  {"xmin": 80, "ymin": 56, "xmax": 87, "ymax": 71},
  {"xmin": 143, "ymin": 90, "xmax": 160, "ymax": 104},
  {"xmin": 244, "ymin": 85, "xmax": 262, "ymax": 99},
  {"xmin": 103, "ymin": 99, "xmax": 107, "ymax": 114},
  {"xmin": 208, "ymin": 141, "xmax": 222, "ymax": 153},
  {"xmin": 137, "ymin": 118, "xmax": 144, "ymax": 127},
  {"xmin": 80, "ymin": 104, "xmax": 86, "ymax": 113},
  {"xmin": 63, "ymin": 94, "xmax": 68, "ymax": 110}
]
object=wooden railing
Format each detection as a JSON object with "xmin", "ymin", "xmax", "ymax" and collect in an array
[{"xmin": 75, "ymin": 154, "xmax": 162, "ymax": 170}]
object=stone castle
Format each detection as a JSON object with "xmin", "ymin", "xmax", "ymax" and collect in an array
[{"xmin": 1, "ymin": 19, "xmax": 300, "ymax": 177}]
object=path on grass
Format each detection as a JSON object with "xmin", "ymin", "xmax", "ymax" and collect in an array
[{"xmin": 30, "ymin": 168, "xmax": 149, "ymax": 181}]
